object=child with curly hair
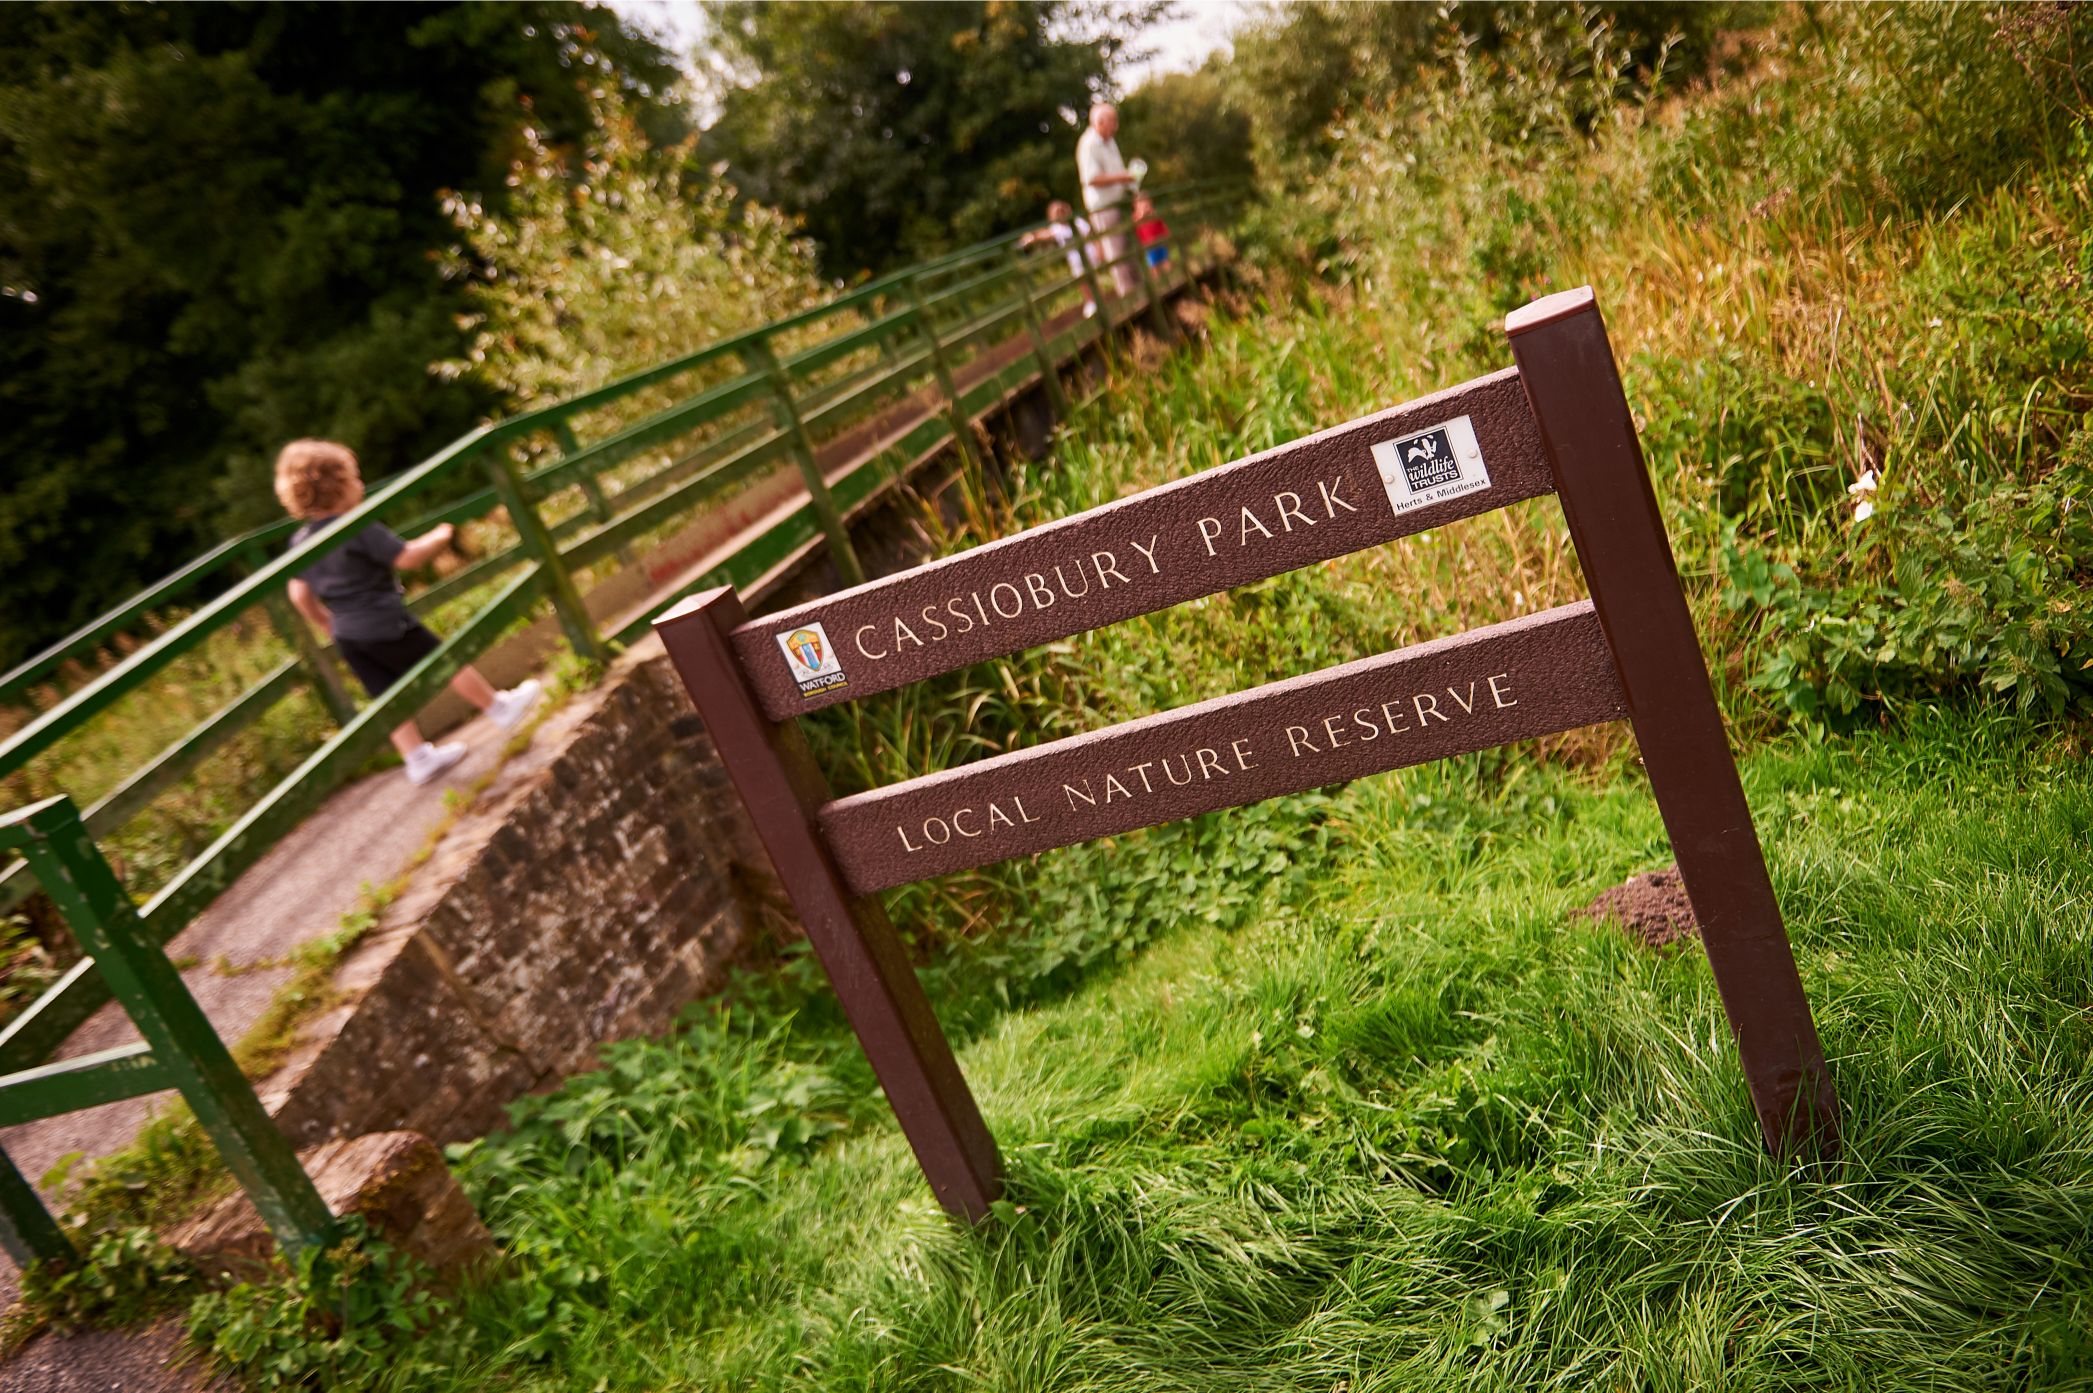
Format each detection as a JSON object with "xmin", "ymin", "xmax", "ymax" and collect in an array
[{"xmin": 274, "ymin": 439, "xmax": 542, "ymax": 786}]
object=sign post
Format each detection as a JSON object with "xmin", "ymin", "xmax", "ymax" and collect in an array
[
  {"xmin": 1507, "ymin": 288, "xmax": 1837, "ymax": 1152},
  {"xmin": 655, "ymin": 593, "xmax": 1003, "ymax": 1220},
  {"xmin": 657, "ymin": 288, "xmax": 1838, "ymax": 1218}
]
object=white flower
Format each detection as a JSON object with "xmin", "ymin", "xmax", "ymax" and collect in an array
[{"xmin": 1847, "ymin": 468, "xmax": 1879, "ymax": 523}]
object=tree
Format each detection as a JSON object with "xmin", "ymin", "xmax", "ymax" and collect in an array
[
  {"xmin": 435, "ymin": 90, "xmax": 823, "ymax": 410},
  {"xmin": 697, "ymin": 1, "xmax": 1165, "ymax": 279},
  {"xmin": 1230, "ymin": 1, "xmax": 1757, "ymax": 178},
  {"xmin": 1120, "ymin": 62, "xmax": 1255, "ymax": 193},
  {"xmin": 0, "ymin": 2, "xmax": 683, "ymax": 671}
]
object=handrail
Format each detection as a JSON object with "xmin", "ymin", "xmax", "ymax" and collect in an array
[
  {"xmin": 0, "ymin": 424, "xmax": 504, "ymax": 777},
  {"xmin": 0, "ymin": 520, "xmax": 296, "ymax": 706},
  {"xmin": 0, "ymin": 179, "xmax": 1238, "ymax": 715}
]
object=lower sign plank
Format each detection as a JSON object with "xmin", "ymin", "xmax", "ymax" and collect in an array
[{"xmin": 823, "ymin": 600, "xmax": 1624, "ymax": 892}]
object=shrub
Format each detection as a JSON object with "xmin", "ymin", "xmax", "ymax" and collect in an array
[
  {"xmin": 1241, "ymin": 2, "xmax": 2093, "ymax": 727},
  {"xmin": 3, "ymin": 1227, "xmax": 193, "ymax": 1352},
  {"xmin": 434, "ymin": 87, "xmax": 822, "ymax": 410},
  {"xmin": 1725, "ymin": 431, "xmax": 2093, "ymax": 721}
]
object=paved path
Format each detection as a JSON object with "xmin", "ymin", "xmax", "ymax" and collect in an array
[
  {"xmin": 3, "ymin": 1319, "xmax": 234, "ymax": 1391},
  {"xmin": 0, "ymin": 717, "xmax": 516, "ymax": 1313}
]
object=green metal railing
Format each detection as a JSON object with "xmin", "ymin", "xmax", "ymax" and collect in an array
[
  {"xmin": 0, "ymin": 182, "xmax": 1247, "ymax": 1078},
  {"xmin": 0, "ymin": 797, "xmax": 335, "ymax": 1266}
]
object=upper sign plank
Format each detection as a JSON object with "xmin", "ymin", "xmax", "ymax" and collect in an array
[
  {"xmin": 822, "ymin": 600, "xmax": 1621, "ymax": 893},
  {"xmin": 736, "ymin": 368, "xmax": 1553, "ymax": 719}
]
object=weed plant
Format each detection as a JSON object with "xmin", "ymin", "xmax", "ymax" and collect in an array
[{"xmin": 1247, "ymin": 1, "xmax": 2092, "ymax": 726}]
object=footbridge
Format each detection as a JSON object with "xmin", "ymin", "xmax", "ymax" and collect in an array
[{"xmin": 0, "ymin": 185, "xmax": 1246, "ymax": 1231}]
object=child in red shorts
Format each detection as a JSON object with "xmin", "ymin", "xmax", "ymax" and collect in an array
[{"xmin": 275, "ymin": 439, "xmax": 542, "ymax": 785}]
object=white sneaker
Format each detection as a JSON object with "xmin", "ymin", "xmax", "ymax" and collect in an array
[
  {"xmin": 486, "ymin": 679, "xmax": 544, "ymax": 732},
  {"xmin": 403, "ymin": 741, "xmax": 468, "ymax": 786}
]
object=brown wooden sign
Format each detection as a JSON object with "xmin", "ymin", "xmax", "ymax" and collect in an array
[
  {"xmin": 737, "ymin": 368, "xmax": 1553, "ymax": 718},
  {"xmin": 824, "ymin": 602, "xmax": 1620, "ymax": 890},
  {"xmin": 657, "ymin": 288, "xmax": 1839, "ymax": 1222}
]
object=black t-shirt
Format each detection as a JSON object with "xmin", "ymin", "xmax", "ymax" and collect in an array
[{"xmin": 288, "ymin": 518, "xmax": 413, "ymax": 642}]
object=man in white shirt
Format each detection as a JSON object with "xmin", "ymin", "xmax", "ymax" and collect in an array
[{"xmin": 1076, "ymin": 103, "xmax": 1140, "ymax": 297}]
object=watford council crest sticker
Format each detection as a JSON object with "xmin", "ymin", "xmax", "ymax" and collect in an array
[
  {"xmin": 778, "ymin": 622, "xmax": 848, "ymax": 697},
  {"xmin": 1370, "ymin": 415, "xmax": 1491, "ymax": 515}
]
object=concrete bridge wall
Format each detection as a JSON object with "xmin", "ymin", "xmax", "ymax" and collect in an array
[{"xmin": 260, "ymin": 631, "xmax": 781, "ymax": 1148}]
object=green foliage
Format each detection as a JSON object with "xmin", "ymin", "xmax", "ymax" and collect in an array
[
  {"xmin": 43, "ymin": 1105, "xmax": 230, "ymax": 1238},
  {"xmin": 1238, "ymin": 1, "xmax": 2092, "ymax": 727},
  {"xmin": 5, "ymin": 1226, "xmax": 193, "ymax": 1348},
  {"xmin": 1119, "ymin": 63, "xmax": 1255, "ymax": 191},
  {"xmin": 1662, "ymin": 1, "xmax": 2093, "ymax": 222},
  {"xmin": 1228, "ymin": 0, "xmax": 1757, "ymax": 176},
  {"xmin": 0, "ymin": 2, "xmax": 684, "ymax": 670},
  {"xmin": 0, "ymin": 907, "xmax": 60, "ymax": 1019},
  {"xmin": 697, "ymin": 1, "xmax": 1164, "ymax": 277},
  {"xmin": 1726, "ymin": 454, "xmax": 2093, "ymax": 722},
  {"xmin": 435, "ymin": 87, "xmax": 824, "ymax": 408},
  {"xmin": 186, "ymin": 1219, "xmax": 463, "ymax": 1392}
]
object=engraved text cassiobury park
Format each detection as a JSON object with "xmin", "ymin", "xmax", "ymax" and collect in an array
[
  {"xmin": 731, "ymin": 371, "xmax": 1562, "ymax": 722},
  {"xmin": 842, "ymin": 471, "xmax": 1361, "ymax": 665}
]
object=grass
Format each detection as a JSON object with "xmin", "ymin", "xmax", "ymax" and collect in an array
[
  {"xmin": 359, "ymin": 15, "xmax": 2092, "ymax": 1387},
  {"xmin": 404, "ymin": 704, "xmax": 2092, "ymax": 1391}
]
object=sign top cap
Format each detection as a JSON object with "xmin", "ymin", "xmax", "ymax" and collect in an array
[{"xmin": 1505, "ymin": 286, "xmax": 1597, "ymax": 338}]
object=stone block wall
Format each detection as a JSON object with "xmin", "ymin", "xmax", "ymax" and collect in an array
[{"xmin": 260, "ymin": 634, "xmax": 780, "ymax": 1149}]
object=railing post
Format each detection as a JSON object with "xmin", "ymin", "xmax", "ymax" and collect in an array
[
  {"xmin": 1008, "ymin": 248, "xmax": 1071, "ymax": 420},
  {"xmin": 901, "ymin": 275, "xmax": 986, "ymax": 477},
  {"xmin": 553, "ymin": 419, "xmax": 633, "ymax": 568},
  {"xmin": 1067, "ymin": 215, "xmax": 1127, "ymax": 389},
  {"xmin": 0, "ymin": 797, "xmax": 338, "ymax": 1255},
  {"xmin": 0, "ymin": 1143, "xmax": 74, "ymax": 1266},
  {"xmin": 487, "ymin": 449, "xmax": 606, "ymax": 664},
  {"xmin": 738, "ymin": 335, "xmax": 867, "ymax": 587},
  {"xmin": 240, "ymin": 543, "xmax": 357, "ymax": 727},
  {"xmin": 259, "ymin": 590, "xmax": 357, "ymax": 727},
  {"xmin": 1072, "ymin": 214, "xmax": 1114, "ymax": 333}
]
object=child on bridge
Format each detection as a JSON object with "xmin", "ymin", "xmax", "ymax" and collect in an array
[
  {"xmin": 1018, "ymin": 200, "xmax": 1099, "ymax": 318},
  {"xmin": 1133, "ymin": 195, "xmax": 1172, "ymax": 270},
  {"xmin": 274, "ymin": 439, "xmax": 542, "ymax": 786}
]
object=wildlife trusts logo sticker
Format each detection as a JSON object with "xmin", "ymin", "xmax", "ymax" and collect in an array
[
  {"xmin": 778, "ymin": 622, "xmax": 847, "ymax": 696},
  {"xmin": 1370, "ymin": 416, "xmax": 1491, "ymax": 514}
]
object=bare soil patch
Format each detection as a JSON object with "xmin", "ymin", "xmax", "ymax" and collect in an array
[{"xmin": 1578, "ymin": 865, "xmax": 1699, "ymax": 951}]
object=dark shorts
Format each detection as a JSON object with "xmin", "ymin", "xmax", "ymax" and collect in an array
[{"xmin": 336, "ymin": 621, "xmax": 441, "ymax": 699}]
